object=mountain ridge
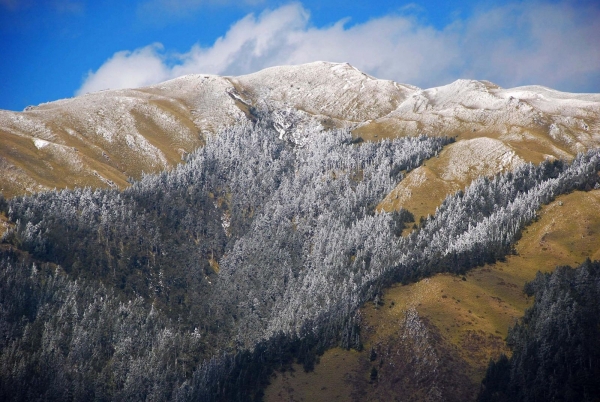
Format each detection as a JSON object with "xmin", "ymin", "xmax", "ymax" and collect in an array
[
  {"xmin": 2, "ymin": 61, "xmax": 599, "ymax": 199},
  {"xmin": 2, "ymin": 62, "xmax": 600, "ymax": 401}
]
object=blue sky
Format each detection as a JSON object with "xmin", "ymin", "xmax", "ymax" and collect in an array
[{"xmin": 1, "ymin": 0, "xmax": 599, "ymax": 111}]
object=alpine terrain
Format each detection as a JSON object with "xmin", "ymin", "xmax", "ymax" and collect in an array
[{"xmin": 1, "ymin": 62, "xmax": 600, "ymax": 401}]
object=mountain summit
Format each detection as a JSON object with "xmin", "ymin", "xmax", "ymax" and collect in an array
[{"xmin": 1, "ymin": 62, "xmax": 598, "ymax": 198}]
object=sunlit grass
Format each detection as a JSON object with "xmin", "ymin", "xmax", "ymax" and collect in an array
[{"xmin": 264, "ymin": 189, "xmax": 600, "ymax": 401}]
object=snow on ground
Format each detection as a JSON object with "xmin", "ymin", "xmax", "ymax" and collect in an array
[
  {"xmin": 235, "ymin": 61, "xmax": 416, "ymax": 122},
  {"xmin": 439, "ymin": 138, "xmax": 524, "ymax": 182},
  {"xmin": 33, "ymin": 138, "xmax": 49, "ymax": 149}
]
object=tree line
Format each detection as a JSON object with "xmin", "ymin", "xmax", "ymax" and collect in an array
[{"xmin": 1, "ymin": 116, "xmax": 600, "ymax": 400}]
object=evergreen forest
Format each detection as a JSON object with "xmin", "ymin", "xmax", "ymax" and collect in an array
[{"xmin": 1, "ymin": 117, "xmax": 600, "ymax": 401}]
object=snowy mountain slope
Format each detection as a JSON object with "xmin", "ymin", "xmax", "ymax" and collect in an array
[
  {"xmin": 233, "ymin": 61, "xmax": 417, "ymax": 122},
  {"xmin": 2, "ymin": 63, "xmax": 600, "ymax": 402},
  {"xmin": 361, "ymin": 79, "xmax": 600, "ymax": 218},
  {"xmin": 0, "ymin": 75, "xmax": 242, "ymax": 197},
  {"xmin": 1, "ymin": 61, "xmax": 599, "ymax": 198},
  {"xmin": 378, "ymin": 137, "xmax": 527, "ymax": 219},
  {"xmin": 358, "ymin": 78, "xmax": 599, "ymax": 157}
]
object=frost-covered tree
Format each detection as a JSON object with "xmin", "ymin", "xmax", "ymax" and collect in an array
[{"xmin": 2, "ymin": 116, "xmax": 600, "ymax": 401}]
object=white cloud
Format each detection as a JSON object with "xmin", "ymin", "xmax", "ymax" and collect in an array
[
  {"xmin": 459, "ymin": 1, "xmax": 600, "ymax": 91},
  {"xmin": 77, "ymin": 1, "xmax": 600, "ymax": 96},
  {"xmin": 170, "ymin": 4, "xmax": 311, "ymax": 77},
  {"xmin": 77, "ymin": 44, "xmax": 171, "ymax": 95}
]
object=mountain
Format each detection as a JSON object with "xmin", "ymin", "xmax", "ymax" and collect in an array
[
  {"xmin": 1, "ymin": 62, "xmax": 600, "ymax": 401},
  {"xmin": 1, "ymin": 62, "xmax": 598, "ymax": 200}
]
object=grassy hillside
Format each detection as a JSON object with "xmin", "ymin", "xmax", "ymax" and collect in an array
[
  {"xmin": 264, "ymin": 189, "xmax": 600, "ymax": 401},
  {"xmin": 2, "ymin": 63, "xmax": 598, "ymax": 199},
  {"xmin": 375, "ymin": 134, "xmax": 576, "ymax": 223}
]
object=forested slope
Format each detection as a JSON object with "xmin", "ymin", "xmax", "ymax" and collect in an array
[
  {"xmin": 479, "ymin": 260, "xmax": 600, "ymax": 402},
  {"xmin": 1, "ymin": 116, "xmax": 600, "ymax": 400},
  {"xmin": 266, "ymin": 188, "xmax": 600, "ymax": 401}
]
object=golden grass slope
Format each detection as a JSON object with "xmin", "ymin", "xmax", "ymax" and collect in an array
[
  {"xmin": 265, "ymin": 189, "xmax": 600, "ymax": 402},
  {"xmin": 378, "ymin": 137, "xmax": 525, "ymax": 220},
  {"xmin": 0, "ymin": 75, "xmax": 242, "ymax": 198},
  {"xmin": 360, "ymin": 81, "xmax": 600, "ymax": 223}
]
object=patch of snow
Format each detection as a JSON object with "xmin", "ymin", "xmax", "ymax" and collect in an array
[
  {"xmin": 33, "ymin": 138, "xmax": 49, "ymax": 149},
  {"xmin": 439, "ymin": 138, "xmax": 525, "ymax": 182}
]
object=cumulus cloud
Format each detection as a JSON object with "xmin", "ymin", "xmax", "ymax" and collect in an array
[
  {"xmin": 77, "ymin": 1, "xmax": 600, "ymax": 95},
  {"xmin": 77, "ymin": 44, "xmax": 171, "ymax": 95}
]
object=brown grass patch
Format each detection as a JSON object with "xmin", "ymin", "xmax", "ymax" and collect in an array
[{"xmin": 264, "ymin": 189, "xmax": 600, "ymax": 401}]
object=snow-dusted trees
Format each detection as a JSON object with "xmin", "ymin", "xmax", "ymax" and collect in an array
[
  {"xmin": 479, "ymin": 260, "xmax": 600, "ymax": 402},
  {"xmin": 5, "ymin": 122, "xmax": 449, "ymax": 342},
  {"xmin": 210, "ymin": 128, "xmax": 450, "ymax": 346},
  {"xmin": 2, "ymin": 117, "xmax": 600, "ymax": 400},
  {"xmin": 0, "ymin": 252, "xmax": 206, "ymax": 401},
  {"xmin": 390, "ymin": 153, "xmax": 600, "ymax": 283}
]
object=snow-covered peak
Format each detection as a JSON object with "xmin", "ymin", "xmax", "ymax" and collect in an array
[
  {"xmin": 233, "ymin": 61, "xmax": 417, "ymax": 122},
  {"xmin": 1, "ymin": 62, "xmax": 599, "ymax": 198}
]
